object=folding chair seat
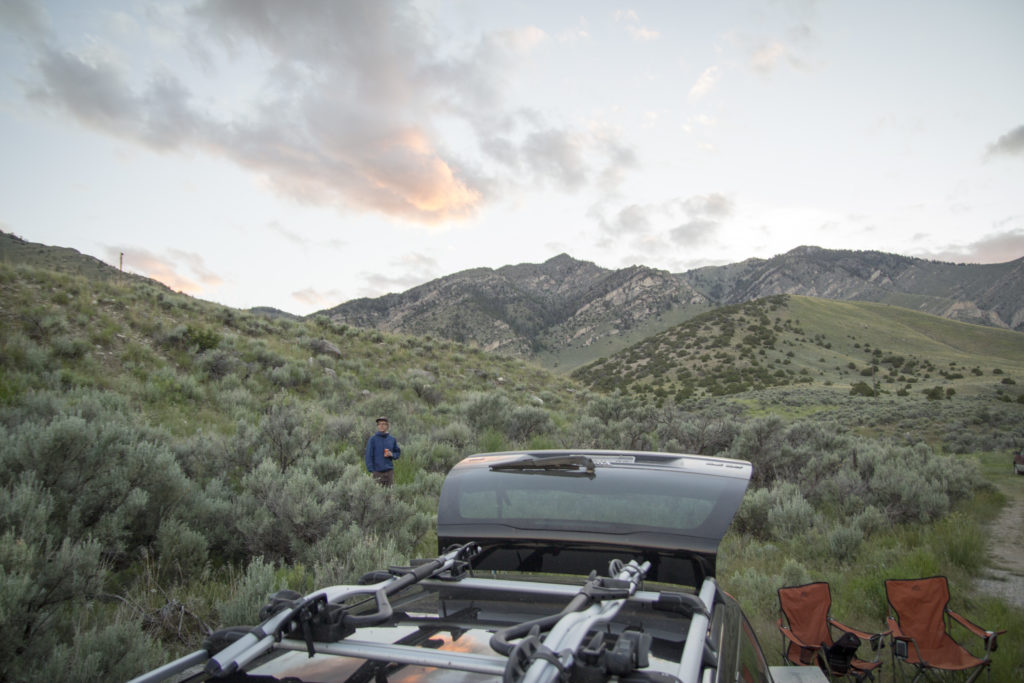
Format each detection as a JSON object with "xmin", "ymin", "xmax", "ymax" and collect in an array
[
  {"xmin": 885, "ymin": 576, "xmax": 1004, "ymax": 683},
  {"xmin": 777, "ymin": 581, "xmax": 885, "ymax": 681}
]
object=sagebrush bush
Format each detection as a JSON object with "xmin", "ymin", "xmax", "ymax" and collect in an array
[
  {"xmin": 215, "ymin": 557, "xmax": 280, "ymax": 628},
  {"xmin": 309, "ymin": 525, "xmax": 404, "ymax": 587},
  {"xmin": 156, "ymin": 518, "xmax": 210, "ymax": 584},
  {"xmin": 506, "ymin": 405, "xmax": 553, "ymax": 442},
  {"xmin": 432, "ymin": 420, "xmax": 474, "ymax": 450},
  {"xmin": 826, "ymin": 523, "xmax": 864, "ymax": 561},
  {"xmin": 463, "ymin": 391, "xmax": 512, "ymax": 433},
  {"xmin": 34, "ymin": 620, "xmax": 165, "ymax": 683},
  {"xmin": 766, "ymin": 483, "xmax": 815, "ymax": 540}
]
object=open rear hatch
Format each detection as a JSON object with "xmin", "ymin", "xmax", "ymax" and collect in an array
[{"xmin": 437, "ymin": 450, "xmax": 751, "ymax": 587}]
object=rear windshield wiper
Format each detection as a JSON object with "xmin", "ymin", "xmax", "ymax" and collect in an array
[{"xmin": 490, "ymin": 455, "xmax": 595, "ymax": 476}]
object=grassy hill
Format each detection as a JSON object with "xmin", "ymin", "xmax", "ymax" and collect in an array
[
  {"xmin": 573, "ymin": 294, "xmax": 1024, "ymax": 404},
  {"xmin": 1, "ymin": 254, "xmax": 1021, "ymax": 679}
]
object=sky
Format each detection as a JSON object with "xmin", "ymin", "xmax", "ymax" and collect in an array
[{"xmin": 1, "ymin": 1, "xmax": 1023, "ymax": 316}]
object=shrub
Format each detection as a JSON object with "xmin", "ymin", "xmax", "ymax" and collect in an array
[
  {"xmin": 155, "ymin": 518, "xmax": 210, "ymax": 584},
  {"xmin": 827, "ymin": 523, "xmax": 864, "ymax": 561},
  {"xmin": 252, "ymin": 401, "xmax": 320, "ymax": 470},
  {"xmin": 215, "ymin": 557, "xmax": 280, "ymax": 628},
  {"xmin": 767, "ymin": 483, "xmax": 814, "ymax": 540},
  {"xmin": 779, "ymin": 558, "xmax": 811, "ymax": 588},
  {"xmin": 506, "ymin": 405, "xmax": 553, "ymax": 442},
  {"xmin": 184, "ymin": 325, "xmax": 221, "ymax": 352},
  {"xmin": 0, "ymin": 478, "xmax": 107, "ymax": 681},
  {"xmin": 729, "ymin": 416, "xmax": 785, "ymax": 486},
  {"xmin": 850, "ymin": 381, "xmax": 876, "ymax": 397},
  {"xmin": 36, "ymin": 620, "xmax": 165, "ymax": 683},
  {"xmin": 723, "ymin": 567, "xmax": 780, "ymax": 616},
  {"xmin": 733, "ymin": 487, "xmax": 772, "ymax": 539},
  {"xmin": 433, "ymin": 421, "xmax": 474, "ymax": 451},
  {"xmin": 308, "ymin": 525, "xmax": 404, "ymax": 587},
  {"xmin": 51, "ymin": 334, "xmax": 91, "ymax": 359},
  {"xmin": 463, "ymin": 391, "xmax": 511, "ymax": 433},
  {"xmin": 0, "ymin": 408, "xmax": 190, "ymax": 558},
  {"xmin": 932, "ymin": 512, "xmax": 985, "ymax": 572}
]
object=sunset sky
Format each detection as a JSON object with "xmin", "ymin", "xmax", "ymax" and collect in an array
[{"xmin": 2, "ymin": 0, "xmax": 1022, "ymax": 315}]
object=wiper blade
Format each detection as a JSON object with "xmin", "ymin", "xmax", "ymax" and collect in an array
[{"xmin": 490, "ymin": 455, "xmax": 595, "ymax": 475}]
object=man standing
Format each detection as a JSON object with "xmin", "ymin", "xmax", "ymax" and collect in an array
[{"xmin": 365, "ymin": 416, "xmax": 401, "ymax": 487}]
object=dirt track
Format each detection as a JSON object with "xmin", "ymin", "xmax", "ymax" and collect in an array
[{"xmin": 976, "ymin": 470, "xmax": 1024, "ymax": 609}]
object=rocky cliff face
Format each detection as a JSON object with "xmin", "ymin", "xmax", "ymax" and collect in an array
[
  {"xmin": 322, "ymin": 254, "xmax": 704, "ymax": 354},
  {"xmin": 681, "ymin": 246, "xmax": 1024, "ymax": 331},
  {"xmin": 319, "ymin": 247, "xmax": 1024, "ymax": 359}
]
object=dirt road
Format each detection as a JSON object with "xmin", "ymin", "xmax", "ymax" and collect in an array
[{"xmin": 976, "ymin": 470, "xmax": 1024, "ymax": 609}]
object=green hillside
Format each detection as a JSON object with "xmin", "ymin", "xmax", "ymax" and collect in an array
[
  {"xmin": 1, "ymin": 260, "xmax": 1021, "ymax": 680},
  {"xmin": 574, "ymin": 295, "xmax": 1024, "ymax": 404}
]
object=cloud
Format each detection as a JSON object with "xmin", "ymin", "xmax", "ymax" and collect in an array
[
  {"xmin": 292, "ymin": 287, "xmax": 346, "ymax": 309},
  {"xmin": 681, "ymin": 193, "xmax": 734, "ymax": 219},
  {"xmin": 0, "ymin": 0, "xmax": 50, "ymax": 40},
  {"xmin": 689, "ymin": 66, "xmax": 720, "ymax": 100},
  {"xmin": 20, "ymin": 1, "xmax": 635, "ymax": 226},
  {"xmin": 667, "ymin": 194, "xmax": 733, "ymax": 246},
  {"xmin": 750, "ymin": 41, "xmax": 787, "ymax": 74},
  {"xmin": 612, "ymin": 204, "xmax": 653, "ymax": 234},
  {"xmin": 918, "ymin": 225, "xmax": 1024, "ymax": 264},
  {"xmin": 985, "ymin": 125, "xmax": 1024, "ymax": 159},
  {"xmin": 594, "ymin": 192, "xmax": 735, "ymax": 252},
  {"xmin": 29, "ymin": 48, "xmax": 204, "ymax": 150},
  {"xmin": 357, "ymin": 251, "xmax": 441, "ymax": 295},
  {"xmin": 168, "ymin": 249, "xmax": 224, "ymax": 287},
  {"xmin": 614, "ymin": 9, "xmax": 658, "ymax": 40},
  {"xmin": 107, "ymin": 246, "xmax": 222, "ymax": 294},
  {"xmin": 669, "ymin": 219, "xmax": 720, "ymax": 245},
  {"xmin": 739, "ymin": 22, "xmax": 816, "ymax": 75},
  {"xmin": 626, "ymin": 25, "xmax": 660, "ymax": 41},
  {"xmin": 522, "ymin": 128, "xmax": 587, "ymax": 190}
]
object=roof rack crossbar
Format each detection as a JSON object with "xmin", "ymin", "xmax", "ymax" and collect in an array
[{"xmin": 274, "ymin": 637, "xmax": 508, "ymax": 676}]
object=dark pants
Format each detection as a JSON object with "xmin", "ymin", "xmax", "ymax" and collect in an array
[{"xmin": 371, "ymin": 469, "xmax": 394, "ymax": 487}]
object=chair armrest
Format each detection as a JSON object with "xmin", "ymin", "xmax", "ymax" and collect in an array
[
  {"xmin": 887, "ymin": 616, "xmax": 928, "ymax": 662},
  {"xmin": 948, "ymin": 610, "xmax": 1006, "ymax": 655},
  {"xmin": 778, "ymin": 624, "xmax": 818, "ymax": 650},
  {"xmin": 946, "ymin": 609, "xmax": 988, "ymax": 639},
  {"xmin": 829, "ymin": 617, "xmax": 890, "ymax": 643},
  {"xmin": 885, "ymin": 616, "xmax": 904, "ymax": 639}
]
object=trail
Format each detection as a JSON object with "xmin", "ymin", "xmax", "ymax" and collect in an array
[{"xmin": 976, "ymin": 469, "xmax": 1024, "ymax": 609}]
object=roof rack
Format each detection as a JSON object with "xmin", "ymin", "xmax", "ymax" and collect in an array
[
  {"xmin": 129, "ymin": 545, "xmax": 723, "ymax": 683},
  {"xmin": 127, "ymin": 542, "xmax": 482, "ymax": 683}
]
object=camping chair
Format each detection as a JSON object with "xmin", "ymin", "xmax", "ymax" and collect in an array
[
  {"xmin": 884, "ymin": 576, "xmax": 1004, "ymax": 683},
  {"xmin": 777, "ymin": 581, "xmax": 885, "ymax": 681}
]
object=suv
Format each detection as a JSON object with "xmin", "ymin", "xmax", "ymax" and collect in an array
[{"xmin": 131, "ymin": 450, "xmax": 825, "ymax": 682}]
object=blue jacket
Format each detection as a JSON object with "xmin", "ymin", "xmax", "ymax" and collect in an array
[{"xmin": 365, "ymin": 431, "xmax": 401, "ymax": 472}]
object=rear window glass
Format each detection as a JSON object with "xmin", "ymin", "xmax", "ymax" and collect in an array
[{"xmin": 450, "ymin": 465, "xmax": 743, "ymax": 538}]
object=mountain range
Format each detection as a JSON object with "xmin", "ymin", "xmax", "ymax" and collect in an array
[
  {"xmin": 3, "ymin": 230, "xmax": 1020, "ymax": 371},
  {"xmin": 320, "ymin": 246, "xmax": 1024, "ymax": 367}
]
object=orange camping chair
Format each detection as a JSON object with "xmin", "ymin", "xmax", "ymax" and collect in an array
[
  {"xmin": 885, "ymin": 576, "xmax": 1004, "ymax": 683},
  {"xmin": 777, "ymin": 581, "xmax": 885, "ymax": 681}
]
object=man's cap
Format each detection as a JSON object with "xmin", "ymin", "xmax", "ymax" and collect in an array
[{"xmin": 376, "ymin": 416, "xmax": 389, "ymax": 423}]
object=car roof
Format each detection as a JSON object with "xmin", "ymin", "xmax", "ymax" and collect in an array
[{"xmin": 437, "ymin": 449, "xmax": 751, "ymax": 587}]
